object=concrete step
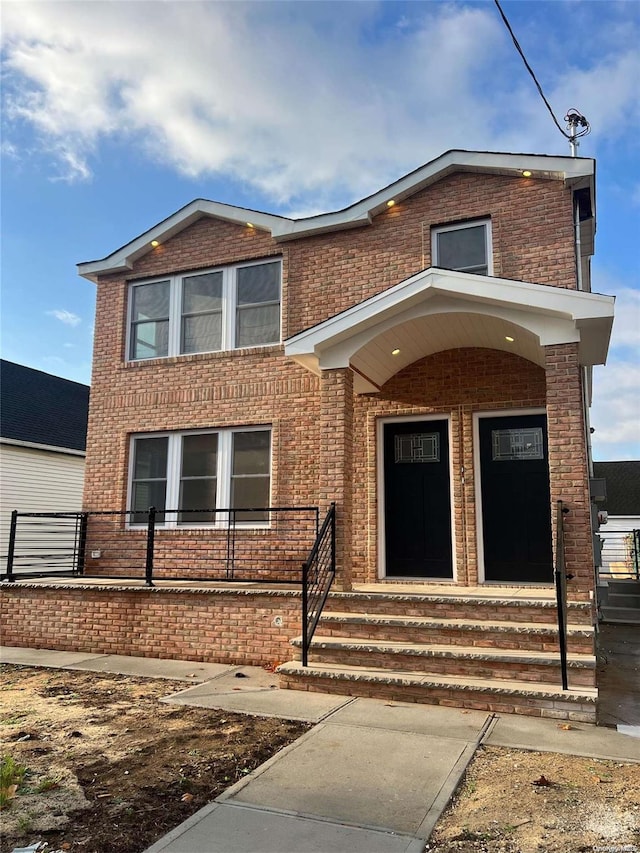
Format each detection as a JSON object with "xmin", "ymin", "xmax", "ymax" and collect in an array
[
  {"xmin": 277, "ymin": 660, "xmax": 597, "ymax": 723},
  {"xmin": 292, "ymin": 635, "xmax": 596, "ymax": 687},
  {"xmin": 329, "ymin": 589, "xmax": 593, "ymax": 624},
  {"xmin": 600, "ymin": 606, "xmax": 640, "ymax": 625},
  {"xmin": 608, "ymin": 593, "xmax": 640, "ymax": 608},
  {"xmin": 318, "ymin": 611, "xmax": 594, "ymax": 654},
  {"xmin": 608, "ymin": 580, "xmax": 640, "ymax": 596}
]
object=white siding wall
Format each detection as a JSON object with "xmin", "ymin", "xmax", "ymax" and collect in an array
[{"xmin": 1, "ymin": 443, "xmax": 85, "ymax": 572}]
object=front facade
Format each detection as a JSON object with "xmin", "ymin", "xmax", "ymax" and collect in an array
[
  {"xmin": 78, "ymin": 151, "xmax": 612, "ymax": 598},
  {"xmin": 1, "ymin": 150, "xmax": 615, "ymax": 720}
]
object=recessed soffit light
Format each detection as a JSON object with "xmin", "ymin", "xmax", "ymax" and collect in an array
[
  {"xmin": 522, "ymin": 170, "xmax": 532, "ymax": 178},
  {"xmin": 391, "ymin": 348, "xmax": 401, "ymax": 356},
  {"xmin": 386, "ymin": 199, "xmax": 396, "ymax": 207},
  {"xmin": 505, "ymin": 336, "xmax": 515, "ymax": 342},
  {"xmin": 150, "ymin": 240, "xmax": 160, "ymax": 248}
]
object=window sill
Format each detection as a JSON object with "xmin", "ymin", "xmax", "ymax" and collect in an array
[{"xmin": 123, "ymin": 343, "xmax": 284, "ymax": 369}]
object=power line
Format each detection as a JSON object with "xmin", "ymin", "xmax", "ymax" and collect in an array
[{"xmin": 493, "ymin": 0, "xmax": 589, "ymax": 147}]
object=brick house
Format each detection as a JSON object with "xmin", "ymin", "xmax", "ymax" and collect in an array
[{"xmin": 2, "ymin": 150, "xmax": 615, "ymax": 719}]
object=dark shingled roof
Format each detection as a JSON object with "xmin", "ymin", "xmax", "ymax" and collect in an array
[
  {"xmin": 0, "ymin": 360, "xmax": 90, "ymax": 452},
  {"xmin": 593, "ymin": 461, "xmax": 640, "ymax": 517}
]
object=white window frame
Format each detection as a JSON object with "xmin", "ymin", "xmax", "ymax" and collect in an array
[
  {"xmin": 127, "ymin": 258, "xmax": 282, "ymax": 361},
  {"xmin": 431, "ymin": 218, "xmax": 493, "ymax": 276},
  {"xmin": 127, "ymin": 426, "xmax": 272, "ymax": 529}
]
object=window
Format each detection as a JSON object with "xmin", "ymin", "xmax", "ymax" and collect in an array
[
  {"xmin": 129, "ymin": 427, "xmax": 271, "ymax": 526},
  {"xmin": 128, "ymin": 260, "xmax": 281, "ymax": 360},
  {"xmin": 432, "ymin": 220, "xmax": 492, "ymax": 276}
]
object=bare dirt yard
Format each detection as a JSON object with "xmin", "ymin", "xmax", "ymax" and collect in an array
[
  {"xmin": 1, "ymin": 664, "xmax": 639, "ymax": 853},
  {"xmin": 0, "ymin": 664, "xmax": 309, "ymax": 853}
]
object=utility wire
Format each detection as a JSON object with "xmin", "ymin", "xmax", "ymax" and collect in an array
[{"xmin": 493, "ymin": 0, "xmax": 572, "ymax": 140}]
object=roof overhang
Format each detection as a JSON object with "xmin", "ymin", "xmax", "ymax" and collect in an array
[
  {"xmin": 285, "ymin": 268, "xmax": 614, "ymax": 393},
  {"xmin": 78, "ymin": 150, "xmax": 595, "ymax": 282}
]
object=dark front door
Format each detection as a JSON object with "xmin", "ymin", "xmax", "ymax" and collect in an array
[
  {"xmin": 479, "ymin": 413, "xmax": 553, "ymax": 583},
  {"xmin": 384, "ymin": 419, "xmax": 453, "ymax": 578}
]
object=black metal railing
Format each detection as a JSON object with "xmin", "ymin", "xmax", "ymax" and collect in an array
[
  {"xmin": 554, "ymin": 500, "xmax": 571, "ymax": 691},
  {"xmin": 301, "ymin": 502, "xmax": 336, "ymax": 667},
  {"xmin": 597, "ymin": 528, "xmax": 640, "ymax": 581},
  {"xmin": 2, "ymin": 506, "xmax": 320, "ymax": 585}
]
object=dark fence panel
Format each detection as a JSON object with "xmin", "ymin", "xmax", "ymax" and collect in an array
[{"xmin": 2, "ymin": 507, "xmax": 320, "ymax": 586}]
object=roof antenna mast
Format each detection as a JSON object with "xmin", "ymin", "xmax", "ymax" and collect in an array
[{"xmin": 565, "ymin": 109, "xmax": 591, "ymax": 157}]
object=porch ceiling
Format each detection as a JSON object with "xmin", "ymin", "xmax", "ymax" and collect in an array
[{"xmin": 285, "ymin": 268, "xmax": 614, "ymax": 393}]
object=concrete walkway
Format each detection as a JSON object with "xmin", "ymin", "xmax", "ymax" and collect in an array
[{"xmin": 3, "ymin": 646, "xmax": 640, "ymax": 853}]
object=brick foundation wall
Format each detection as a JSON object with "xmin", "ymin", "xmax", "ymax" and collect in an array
[{"xmin": 0, "ymin": 584, "xmax": 300, "ymax": 667}]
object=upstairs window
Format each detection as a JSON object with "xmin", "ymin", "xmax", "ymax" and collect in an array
[
  {"xmin": 129, "ymin": 427, "xmax": 271, "ymax": 527},
  {"xmin": 432, "ymin": 220, "xmax": 492, "ymax": 276},
  {"xmin": 128, "ymin": 259, "xmax": 281, "ymax": 360}
]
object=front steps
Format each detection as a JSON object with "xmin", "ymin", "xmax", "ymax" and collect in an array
[{"xmin": 278, "ymin": 587, "xmax": 597, "ymax": 722}]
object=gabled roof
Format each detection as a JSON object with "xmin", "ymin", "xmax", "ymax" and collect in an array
[
  {"xmin": 0, "ymin": 360, "xmax": 90, "ymax": 454},
  {"xmin": 593, "ymin": 461, "xmax": 640, "ymax": 516},
  {"xmin": 78, "ymin": 150, "xmax": 595, "ymax": 282}
]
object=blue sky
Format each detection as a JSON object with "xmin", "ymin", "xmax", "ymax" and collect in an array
[{"xmin": 1, "ymin": 0, "xmax": 639, "ymax": 460}]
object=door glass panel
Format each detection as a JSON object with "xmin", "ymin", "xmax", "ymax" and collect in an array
[
  {"xmin": 492, "ymin": 427, "xmax": 544, "ymax": 461},
  {"xmin": 394, "ymin": 433, "xmax": 440, "ymax": 463}
]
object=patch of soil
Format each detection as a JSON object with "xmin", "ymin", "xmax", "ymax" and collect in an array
[
  {"xmin": 427, "ymin": 745, "xmax": 640, "ymax": 853},
  {"xmin": 0, "ymin": 664, "xmax": 309, "ymax": 853}
]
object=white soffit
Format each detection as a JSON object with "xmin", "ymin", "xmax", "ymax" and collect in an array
[
  {"xmin": 77, "ymin": 150, "xmax": 594, "ymax": 281},
  {"xmin": 285, "ymin": 268, "xmax": 614, "ymax": 390}
]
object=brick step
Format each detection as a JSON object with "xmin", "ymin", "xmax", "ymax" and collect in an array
[
  {"xmin": 291, "ymin": 636, "xmax": 596, "ymax": 688},
  {"xmin": 319, "ymin": 611, "xmax": 594, "ymax": 654},
  {"xmin": 277, "ymin": 661, "xmax": 597, "ymax": 723},
  {"xmin": 330, "ymin": 590, "xmax": 593, "ymax": 625}
]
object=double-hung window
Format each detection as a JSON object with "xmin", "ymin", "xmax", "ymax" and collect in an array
[
  {"xmin": 128, "ymin": 259, "xmax": 281, "ymax": 360},
  {"xmin": 432, "ymin": 219, "xmax": 492, "ymax": 276},
  {"xmin": 129, "ymin": 427, "xmax": 271, "ymax": 526}
]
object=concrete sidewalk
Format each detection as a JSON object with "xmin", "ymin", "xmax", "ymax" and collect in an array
[{"xmin": 3, "ymin": 646, "xmax": 640, "ymax": 853}]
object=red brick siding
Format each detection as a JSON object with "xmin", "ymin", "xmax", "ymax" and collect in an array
[{"xmin": 0, "ymin": 585, "xmax": 300, "ymax": 667}]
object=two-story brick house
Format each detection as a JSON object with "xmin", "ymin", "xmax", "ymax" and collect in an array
[{"xmin": 1, "ymin": 150, "xmax": 615, "ymax": 720}]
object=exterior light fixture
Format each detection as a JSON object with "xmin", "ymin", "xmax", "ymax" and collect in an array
[
  {"xmin": 386, "ymin": 199, "xmax": 396, "ymax": 207},
  {"xmin": 246, "ymin": 222, "xmax": 255, "ymax": 228},
  {"xmin": 522, "ymin": 170, "xmax": 532, "ymax": 178},
  {"xmin": 505, "ymin": 336, "xmax": 515, "ymax": 342},
  {"xmin": 150, "ymin": 240, "xmax": 160, "ymax": 248},
  {"xmin": 391, "ymin": 348, "xmax": 401, "ymax": 356}
]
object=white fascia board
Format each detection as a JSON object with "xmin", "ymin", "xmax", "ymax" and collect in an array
[
  {"xmin": 272, "ymin": 151, "xmax": 594, "ymax": 242},
  {"xmin": 78, "ymin": 151, "xmax": 594, "ymax": 280},
  {"xmin": 0, "ymin": 437, "xmax": 86, "ymax": 457},
  {"xmin": 78, "ymin": 200, "xmax": 291, "ymax": 281}
]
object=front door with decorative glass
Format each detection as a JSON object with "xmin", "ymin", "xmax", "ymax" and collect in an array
[
  {"xmin": 383, "ymin": 419, "xmax": 453, "ymax": 578},
  {"xmin": 478, "ymin": 413, "xmax": 553, "ymax": 583}
]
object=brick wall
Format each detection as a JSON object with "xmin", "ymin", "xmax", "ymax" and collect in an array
[
  {"xmin": 82, "ymin": 168, "xmax": 586, "ymax": 590},
  {"xmin": 0, "ymin": 584, "xmax": 300, "ymax": 667}
]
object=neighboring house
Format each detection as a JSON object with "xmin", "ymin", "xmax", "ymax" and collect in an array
[
  {"xmin": 0, "ymin": 360, "xmax": 90, "ymax": 571},
  {"xmin": 593, "ymin": 460, "xmax": 640, "ymax": 579},
  {"xmin": 1, "ymin": 150, "xmax": 616, "ymax": 719}
]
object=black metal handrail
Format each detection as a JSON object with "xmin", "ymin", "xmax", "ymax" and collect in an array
[
  {"xmin": 2, "ymin": 506, "xmax": 320, "ymax": 585},
  {"xmin": 554, "ymin": 500, "xmax": 571, "ymax": 691},
  {"xmin": 301, "ymin": 502, "xmax": 336, "ymax": 667}
]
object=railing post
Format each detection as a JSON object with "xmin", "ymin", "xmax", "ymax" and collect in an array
[
  {"xmin": 301, "ymin": 560, "xmax": 309, "ymax": 667},
  {"xmin": 330, "ymin": 502, "xmax": 336, "ymax": 579},
  {"xmin": 6, "ymin": 510, "xmax": 18, "ymax": 582},
  {"xmin": 554, "ymin": 500, "xmax": 569, "ymax": 691},
  {"xmin": 76, "ymin": 513, "xmax": 89, "ymax": 576},
  {"xmin": 145, "ymin": 507, "xmax": 156, "ymax": 587}
]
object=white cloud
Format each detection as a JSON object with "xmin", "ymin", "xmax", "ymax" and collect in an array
[
  {"xmin": 2, "ymin": 2, "xmax": 638, "ymax": 204},
  {"xmin": 46, "ymin": 309, "xmax": 81, "ymax": 327}
]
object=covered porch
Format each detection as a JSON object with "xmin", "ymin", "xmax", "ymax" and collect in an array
[{"xmin": 286, "ymin": 266, "xmax": 614, "ymax": 600}]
